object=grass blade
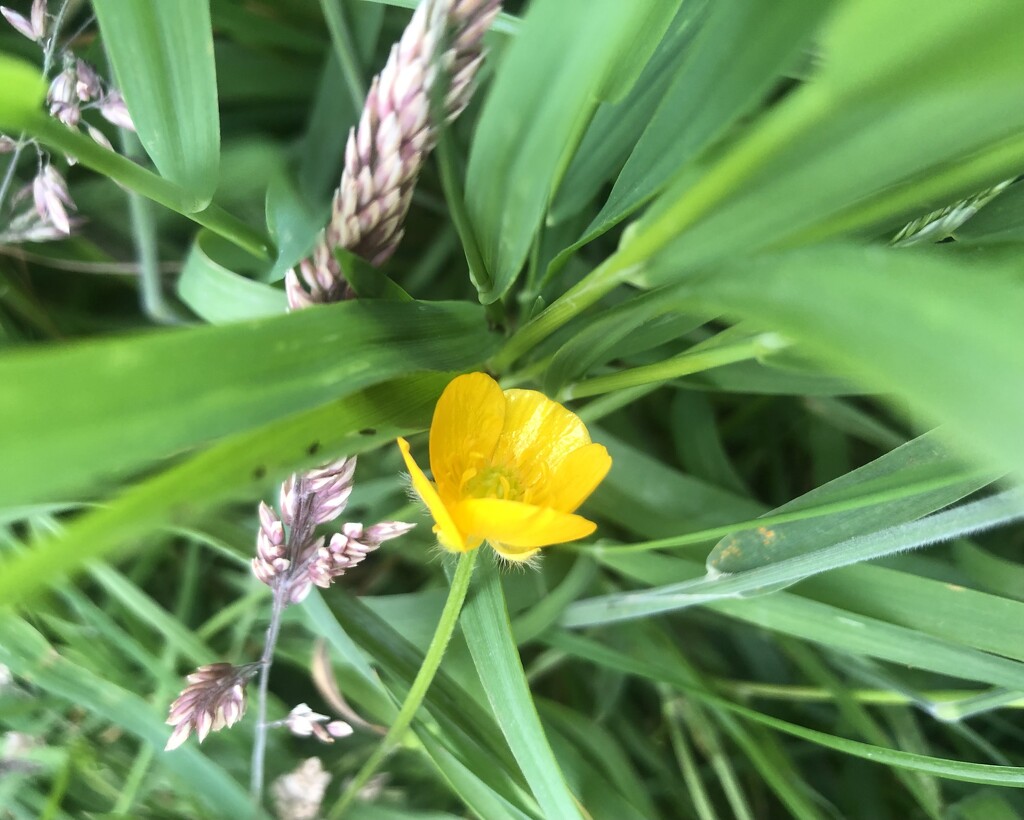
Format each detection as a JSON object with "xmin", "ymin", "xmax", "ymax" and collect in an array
[
  {"xmin": 0, "ymin": 300, "xmax": 495, "ymax": 506},
  {"xmin": 456, "ymin": 554, "xmax": 585, "ymax": 819},
  {"xmin": 93, "ymin": 0, "xmax": 221, "ymax": 205}
]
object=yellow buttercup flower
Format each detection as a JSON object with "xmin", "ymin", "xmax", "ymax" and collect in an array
[{"xmin": 398, "ymin": 372, "xmax": 612, "ymax": 562}]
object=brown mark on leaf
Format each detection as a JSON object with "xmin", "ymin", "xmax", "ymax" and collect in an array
[
  {"xmin": 757, "ymin": 526, "xmax": 777, "ymax": 545},
  {"xmin": 713, "ymin": 541, "xmax": 742, "ymax": 567}
]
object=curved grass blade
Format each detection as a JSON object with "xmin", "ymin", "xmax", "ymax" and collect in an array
[{"xmin": 177, "ymin": 230, "xmax": 287, "ymax": 322}]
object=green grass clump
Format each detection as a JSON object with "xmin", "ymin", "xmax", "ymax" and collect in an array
[{"xmin": 1, "ymin": 0, "xmax": 1024, "ymax": 817}]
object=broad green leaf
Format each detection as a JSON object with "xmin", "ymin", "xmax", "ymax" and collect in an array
[
  {"xmin": 628, "ymin": 0, "xmax": 1024, "ymax": 280},
  {"xmin": 0, "ymin": 374, "xmax": 448, "ymax": 607},
  {"xmin": 177, "ymin": 230, "xmax": 287, "ymax": 322},
  {"xmin": 0, "ymin": 614, "xmax": 260, "ymax": 818},
  {"xmin": 502, "ymin": 0, "xmax": 1024, "ymax": 366},
  {"xmin": 339, "ymin": 248, "xmax": 414, "ymax": 301},
  {"xmin": 569, "ymin": 0, "xmax": 832, "ymax": 258},
  {"xmin": 548, "ymin": 1, "xmax": 706, "ymax": 224},
  {"xmin": 666, "ymin": 245, "xmax": 1024, "ymax": 484},
  {"xmin": 300, "ymin": 53, "xmax": 359, "ymax": 203},
  {"xmin": 0, "ymin": 300, "xmax": 495, "ymax": 506},
  {"xmin": 465, "ymin": 0, "xmax": 679, "ymax": 303},
  {"xmin": 512, "ymin": 556, "xmax": 598, "ymax": 646},
  {"xmin": 954, "ymin": 542, "xmax": 1024, "ymax": 603},
  {"xmin": 93, "ymin": 0, "xmax": 221, "ymax": 205},
  {"xmin": 670, "ymin": 390, "xmax": 747, "ymax": 495},
  {"xmin": 456, "ymin": 555, "xmax": 585, "ymax": 819},
  {"xmin": 708, "ymin": 431, "xmax": 992, "ymax": 573}
]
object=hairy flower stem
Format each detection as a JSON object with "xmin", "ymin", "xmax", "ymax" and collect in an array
[{"xmin": 326, "ymin": 549, "xmax": 479, "ymax": 818}]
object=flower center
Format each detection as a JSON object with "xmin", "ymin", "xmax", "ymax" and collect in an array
[{"xmin": 460, "ymin": 464, "xmax": 524, "ymax": 502}]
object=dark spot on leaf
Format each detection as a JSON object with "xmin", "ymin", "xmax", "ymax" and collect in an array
[
  {"xmin": 252, "ymin": 465, "xmax": 267, "ymax": 480},
  {"xmin": 307, "ymin": 441, "xmax": 321, "ymax": 456},
  {"xmin": 359, "ymin": 428, "xmax": 377, "ymax": 436}
]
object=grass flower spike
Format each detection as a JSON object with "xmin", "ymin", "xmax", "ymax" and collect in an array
[{"xmin": 398, "ymin": 372, "xmax": 611, "ymax": 562}]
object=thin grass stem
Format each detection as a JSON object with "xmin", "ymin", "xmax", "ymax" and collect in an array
[
  {"xmin": 318, "ymin": 0, "xmax": 366, "ymax": 109},
  {"xmin": 326, "ymin": 549, "xmax": 479, "ymax": 818}
]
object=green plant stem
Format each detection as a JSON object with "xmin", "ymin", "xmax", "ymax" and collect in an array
[
  {"xmin": 662, "ymin": 693, "xmax": 721, "ymax": 820},
  {"xmin": 490, "ymin": 252, "xmax": 637, "ymax": 371},
  {"xmin": 721, "ymin": 680, "xmax": 1024, "ymax": 710},
  {"xmin": 319, "ymin": 0, "xmax": 366, "ymax": 109},
  {"xmin": 561, "ymin": 334, "xmax": 787, "ymax": 400},
  {"xmin": 576, "ymin": 384, "xmax": 661, "ymax": 424},
  {"xmin": 28, "ymin": 114, "xmax": 272, "ymax": 260},
  {"xmin": 326, "ymin": 549, "xmax": 479, "ymax": 818},
  {"xmin": 120, "ymin": 130, "xmax": 187, "ymax": 324},
  {"xmin": 435, "ymin": 130, "xmax": 494, "ymax": 296}
]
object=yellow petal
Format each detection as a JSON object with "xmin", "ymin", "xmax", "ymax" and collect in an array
[
  {"xmin": 490, "ymin": 388, "xmax": 593, "ymax": 505},
  {"xmin": 429, "ymin": 373, "xmax": 506, "ymax": 504},
  {"xmin": 397, "ymin": 437, "xmax": 467, "ymax": 552},
  {"xmin": 454, "ymin": 497, "xmax": 596, "ymax": 549},
  {"xmin": 545, "ymin": 443, "xmax": 612, "ymax": 512}
]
